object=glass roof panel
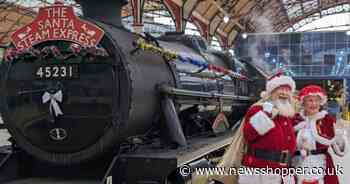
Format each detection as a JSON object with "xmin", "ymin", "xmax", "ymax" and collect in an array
[
  {"xmin": 282, "ymin": 0, "xmax": 320, "ymax": 20},
  {"xmin": 185, "ymin": 22, "xmax": 201, "ymax": 36},
  {"xmin": 302, "ymin": 0, "xmax": 318, "ymax": 13},
  {"xmin": 288, "ymin": 4, "xmax": 350, "ymax": 32},
  {"xmin": 287, "ymin": 3, "xmax": 303, "ymax": 19},
  {"xmin": 321, "ymin": 4, "xmax": 350, "ymax": 16},
  {"xmin": 282, "ymin": 0, "xmax": 298, "ymax": 9},
  {"xmin": 296, "ymin": 12, "xmax": 350, "ymax": 32},
  {"xmin": 6, "ymin": 0, "xmax": 54, "ymax": 9},
  {"xmin": 4, "ymin": 0, "xmax": 82, "ymax": 14},
  {"xmin": 210, "ymin": 36, "xmax": 222, "ymax": 51}
]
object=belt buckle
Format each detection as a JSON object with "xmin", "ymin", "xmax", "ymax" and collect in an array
[{"xmin": 280, "ymin": 150, "xmax": 289, "ymax": 165}]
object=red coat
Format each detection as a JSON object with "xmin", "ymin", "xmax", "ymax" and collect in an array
[
  {"xmin": 242, "ymin": 104, "xmax": 297, "ymax": 169},
  {"xmin": 293, "ymin": 111, "xmax": 339, "ymax": 184}
]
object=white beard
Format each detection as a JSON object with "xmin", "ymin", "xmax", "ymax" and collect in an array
[{"xmin": 273, "ymin": 99, "xmax": 295, "ymax": 117}]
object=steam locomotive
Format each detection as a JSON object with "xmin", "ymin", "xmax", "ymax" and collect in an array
[{"xmin": 0, "ymin": 0, "xmax": 262, "ymax": 183}]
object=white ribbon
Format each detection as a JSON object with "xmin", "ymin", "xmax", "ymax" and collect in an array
[{"xmin": 42, "ymin": 90, "xmax": 63, "ymax": 117}]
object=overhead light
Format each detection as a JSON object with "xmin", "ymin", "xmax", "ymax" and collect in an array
[
  {"xmin": 223, "ymin": 16, "xmax": 229, "ymax": 23},
  {"xmin": 242, "ymin": 33, "xmax": 248, "ymax": 39},
  {"xmin": 346, "ymin": 30, "xmax": 350, "ymax": 36}
]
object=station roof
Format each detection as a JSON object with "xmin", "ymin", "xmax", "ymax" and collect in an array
[{"xmin": 0, "ymin": 0, "xmax": 349, "ymax": 46}]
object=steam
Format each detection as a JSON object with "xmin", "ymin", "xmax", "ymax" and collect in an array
[
  {"xmin": 253, "ymin": 10, "xmax": 275, "ymax": 33},
  {"xmin": 245, "ymin": 11, "xmax": 277, "ymax": 75}
]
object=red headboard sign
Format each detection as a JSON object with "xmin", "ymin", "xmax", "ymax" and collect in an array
[{"xmin": 11, "ymin": 2, "xmax": 104, "ymax": 50}]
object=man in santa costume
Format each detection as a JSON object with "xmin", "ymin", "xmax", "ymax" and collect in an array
[
  {"xmin": 292, "ymin": 85, "xmax": 348, "ymax": 184},
  {"xmin": 235, "ymin": 72, "xmax": 297, "ymax": 184},
  {"xmin": 204, "ymin": 72, "xmax": 297, "ymax": 184}
]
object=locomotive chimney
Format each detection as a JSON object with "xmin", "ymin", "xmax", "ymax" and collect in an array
[{"xmin": 75, "ymin": 0, "xmax": 128, "ymax": 27}]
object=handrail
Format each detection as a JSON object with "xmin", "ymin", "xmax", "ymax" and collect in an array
[{"xmin": 159, "ymin": 85, "xmax": 251, "ymax": 101}]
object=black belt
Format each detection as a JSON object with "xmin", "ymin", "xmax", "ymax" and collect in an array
[
  {"xmin": 294, "ymin": 149, "xmax": 328, "ymax": 156},
  {"xmin": 247, "ymin": 147, "xmax": 292, "ymax": 165}
]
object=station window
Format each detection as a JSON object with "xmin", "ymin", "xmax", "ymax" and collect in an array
[
  {"xmin": 185, "ymin": 22, "xmax": 201, "ymax": 36},
  {"xmin": 210, "ymin": 37, "xmax": 223, "ymax": 51},
  {"xmin": 324, "ymin": 54, "xmax": 336, "ymax": 65},
  {"xmin": 303, "ymin": 55, "xmax": 312, "ymax": 65},
  {"xmin": 122, "ymin": 9, "xmax": 176, "ymax": 36}
]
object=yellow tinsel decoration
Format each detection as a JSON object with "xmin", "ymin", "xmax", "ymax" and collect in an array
[{"xmin": 135, "ymin": 38, "xmax": 177, "ymax": 61}]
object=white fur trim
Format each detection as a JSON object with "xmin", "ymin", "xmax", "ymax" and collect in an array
[
  {"xmin": 266, "ymin": 75, "xmax": 295, "ymax": 94},
  {"xmin": 250, "ymin": 111, "xmax": 275, "ymax": 135},
  {"xmin": 296, "ymin": 126, "xmax": 317, "ymax": 150},
  {"xmin": 300, "ymin": 110, "xmax": 327, "ymax": 121},
  {"xmin": 310, "ymin": 124, "xmax": 335, "ymax": 145},
  {"xmin": 299, "ymin": 110, "xmax": 335, "ymax": 145},
  {"xmin": 294, "ymin": 121, "xmax": 307, "ymax": 132},
  {"xmin": 300, "ymin": 92, "xmax": 327, "ymax": 105},
  {"xmin": 312, "ymin": 120, "xmax": 335, "ymax": 146},
  {"xmin": 332, "ymin": 134, "xmax": 348, "ymax": 157}
]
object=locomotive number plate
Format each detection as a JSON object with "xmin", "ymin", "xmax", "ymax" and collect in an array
[{"xmin": 35, "ymin": 64, "xmax": 79, "ymax": 80}]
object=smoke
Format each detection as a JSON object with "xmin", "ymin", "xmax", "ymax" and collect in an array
[
  {"xmin": 245, "ymin": 11, "xmax": 276, "ymax": 75},
  {"xmin": 252, "ymin": 11, "xmax": 275, "ymax": 33},
  {"xmin": 247, "ymin": 40, "xmax": 271, "ymax": 74}
]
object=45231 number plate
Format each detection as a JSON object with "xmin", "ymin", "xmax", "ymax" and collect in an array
[{"xmin": 35, "ymin": 64, "xmax": 79, "ymax": 80}]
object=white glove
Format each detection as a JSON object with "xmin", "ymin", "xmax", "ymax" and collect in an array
[
  {"xmin": 335, "ymin": 129, "xmax": 346, "ymax": 148},
  {"xmin": 331, "ymin": 128, "xmax": 348, "ymax": 157},
  {"xmin": 262, "ymin": 102, "xmax": 274, "ymax": 113}
]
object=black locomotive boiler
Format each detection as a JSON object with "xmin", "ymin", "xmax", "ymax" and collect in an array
[{"xmin": 0, "ymin": 0, "xmax": 260, "ymax": 183}]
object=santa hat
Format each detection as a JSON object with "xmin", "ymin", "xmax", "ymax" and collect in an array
[
  {"xmin": 299, "ymin": 85, "xmax": 327, "ymax": 105},
  {"xmin": 260, "ymin": 71, "xmax": 296, "ymax": 99}
]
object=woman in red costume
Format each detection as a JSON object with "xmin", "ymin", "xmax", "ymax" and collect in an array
[{"xmin": 292, "ymin": 85, "xmax": 348, "ymax": 184}]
